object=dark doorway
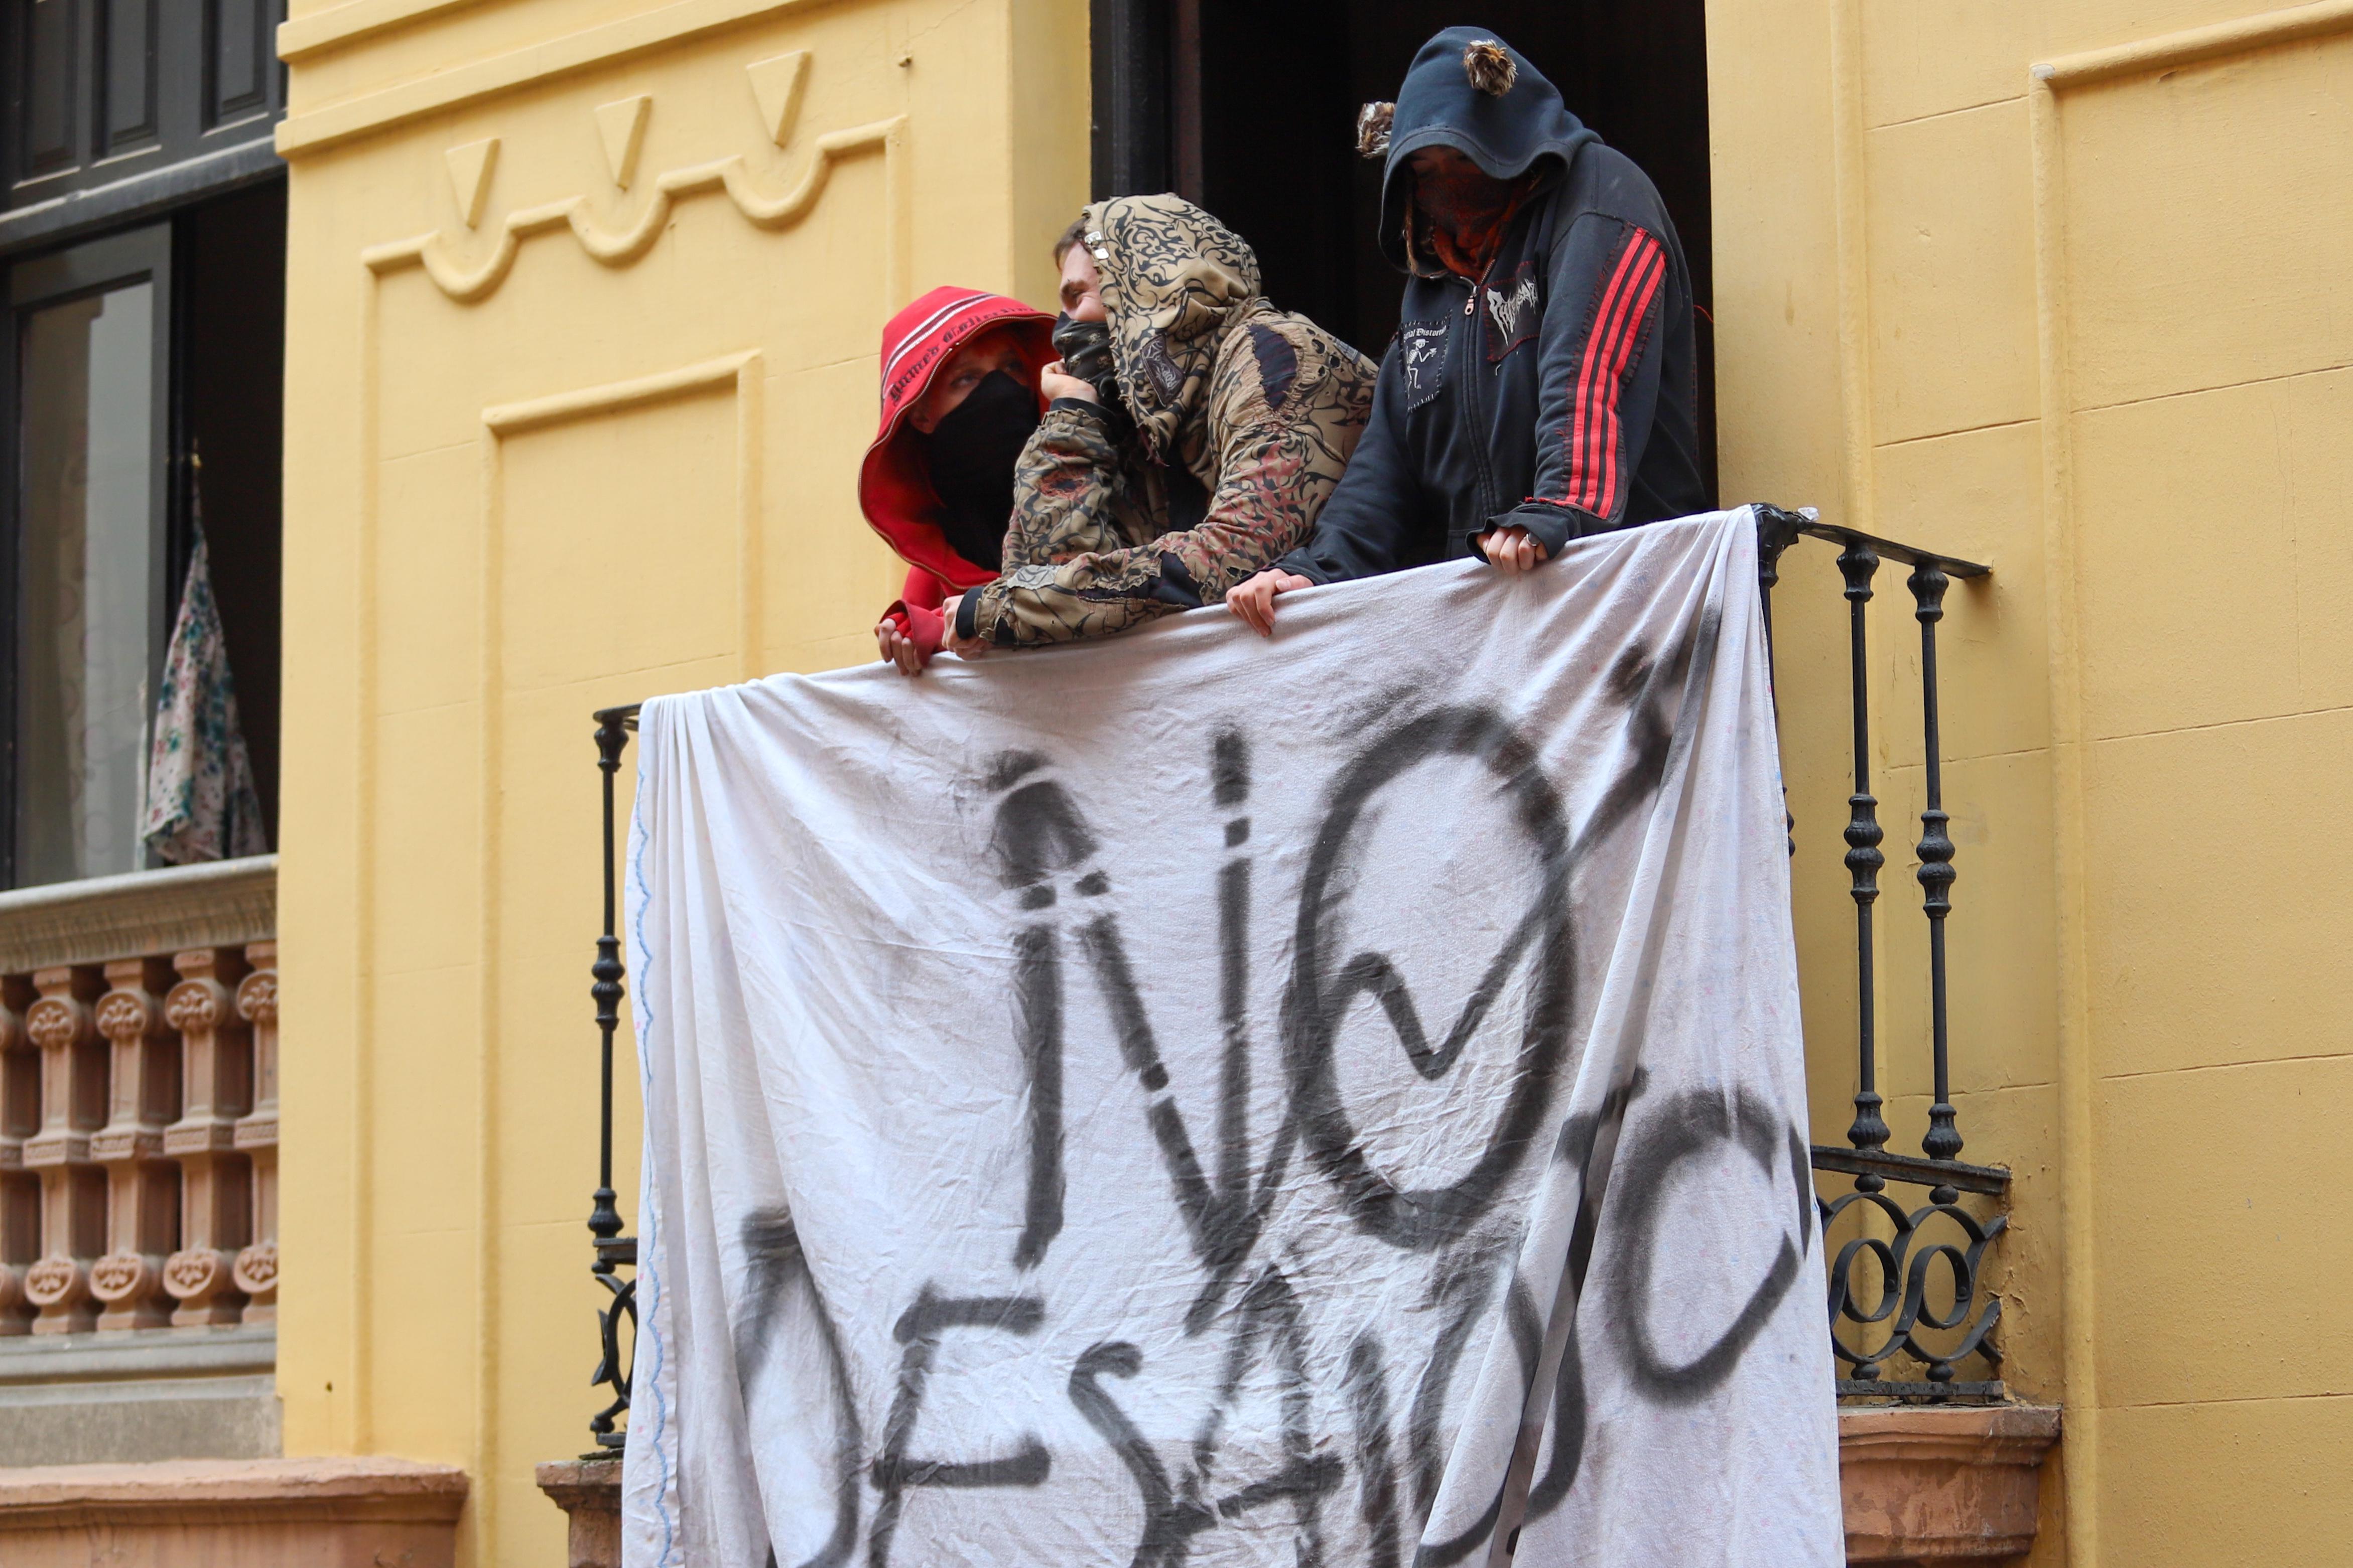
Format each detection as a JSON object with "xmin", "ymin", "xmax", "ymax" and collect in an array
[
  {"xmin": 1090, "ymin": 1, "xmax": 1717, "ymax": 501},
  {"xmin": 176, "ymin": 180, "xmax": 287, "ymax": 840}
]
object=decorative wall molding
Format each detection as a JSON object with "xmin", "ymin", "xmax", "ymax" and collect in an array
[
  {"xmin": 2033, "ymin": 0, "xmax": 2353, "ymax": 86},
  {"xmin": 745, "ymin": 50, "xmax": 811, "ymax": 144},
  {"xmin": 278, "ymin": 0, "xmax": 485, "ymax": 63},
  {"xmin": 466, "ymin": 350, "xmax": 764, "ymax": 1541},
  {"xmin": 481, "ymin": 349, "xmax": 757, "ymax": 434},
  {"xmin": 275, "ymin": 0, "xmax": 822, "ymax": 157},
  {"xmin": 363, "ymin": 116, "xmax": 900, "ymax": 302},
  {"xmin": 0, "ymin": 858, "xmax": 276, "ymax": 975},
  {"xmin": 445, "ymin": 138, "xmax": 500, "ymax": 226},
  {"xmin": 479, "ymin": 350, "xmax": 766, "ymax": 670},
  {"xmin": 595, "ymin": 96, "xmax": 652, "ymax": 187}
]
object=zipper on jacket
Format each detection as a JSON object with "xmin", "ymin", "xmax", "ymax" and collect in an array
[{"xmin": 1459, "ymin": 276, "xmax": 1498, "ymax": 518}]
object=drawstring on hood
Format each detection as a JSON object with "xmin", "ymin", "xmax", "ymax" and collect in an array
[
  {"xmin": 1070, "ymin": 194, "xmax": 1263, "ymax": 478},
  {"xmin": 1375, "ymin": 27, "xmax": 1599, "ymax": 278}
]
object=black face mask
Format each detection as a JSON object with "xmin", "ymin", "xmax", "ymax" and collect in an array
[
  {"xmin": 1052, "ymin": 312, "xmax": 1123, "ymax": 411},
  {"xmin": 923, "ymin": 369, "xmax": 1037, "ymax": 572}
]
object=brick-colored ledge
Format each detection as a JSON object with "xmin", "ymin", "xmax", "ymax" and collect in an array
[
  {"xmin": 1843, "ymin": 1404, "xmax": 2063, "ymax": 1565},
  {"xmin": 543, "ymin": 1408, "xmax": 2066, "ymax": 1567},
  {"xmin": 0, "ymin": 1456, "xmax": 467, "ymax": 1565}
]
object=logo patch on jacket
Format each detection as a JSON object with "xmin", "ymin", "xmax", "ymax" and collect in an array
[
  {"xmin": 1139, "ymin": 333, "xmax": 1187, "ymax": 402},
  {"xmin": 1399, "ymin": 321, "xmax": 1449, "ymax": 409},
  {"xmin": 1484, "ymin": 264, "xmax": 1540, "ymax": 361}
]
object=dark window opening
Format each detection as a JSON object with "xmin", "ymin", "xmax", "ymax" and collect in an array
[
  {"xmin": 0, "ymin": 177, "xmax": 283, "ymax": 889},
  {"xmin": 1091, "ymin": 0, "xmax": 1718, "ymax": 503},
  {"xmin": 176, "ymin": 180, "xmax": 284, "ymax": 840},
  {"xmin": 3, "ymin": 0, "xmax": 285, "ymax": 214}
]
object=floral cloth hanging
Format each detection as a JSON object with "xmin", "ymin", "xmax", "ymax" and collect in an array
[{"xmin": 142, "ymin": 520, "xmax": 266, "ymax": 864}]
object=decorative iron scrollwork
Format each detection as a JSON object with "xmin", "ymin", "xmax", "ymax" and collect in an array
[
  {"xmin": 1816, "ymin": 1162, "xmax": 2006, "ymax": 1400},
  {"xmin": 589, "ymin": 1250, "xmax": 638, "ymax": 1454}
]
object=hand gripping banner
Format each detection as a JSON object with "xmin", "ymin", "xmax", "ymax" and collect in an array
[{"xmin": 621, "ymin": 510, "xmax": 1842, "ymax": 1567}]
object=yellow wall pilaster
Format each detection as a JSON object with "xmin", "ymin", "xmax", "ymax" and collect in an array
[
  {"xmin": 1713, "ymin": 3, "xmax": 2353, "ymax": 1563},
  {"xmin": 274, "ymin": 3, "xmax": 1088, "ymax": 1560}
]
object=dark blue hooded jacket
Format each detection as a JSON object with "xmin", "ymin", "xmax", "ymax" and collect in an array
[{"xmin": 1277, "ymin": 28, "xmax": 1708, "ymax": 582}]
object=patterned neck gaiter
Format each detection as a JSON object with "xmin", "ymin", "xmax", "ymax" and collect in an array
[{"xmin": 1406, "ymin": 161, "xmax": 1538, "ymax": 281}]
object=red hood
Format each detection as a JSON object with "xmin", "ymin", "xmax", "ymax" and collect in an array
[{"xmin": 860, "ymin": 287, "xmax": 1056, "ymax": 592}]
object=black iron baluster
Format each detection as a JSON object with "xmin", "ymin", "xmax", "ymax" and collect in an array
[
  {"xmin": 1839, "ymin": 541, "xmax": 1889, "ymax": 1178},
  {"xmin": 1754, "ymin": 506, "xmax": 1805, "ymax": 860},
  {"xmin": 1791, "ymin": 520, "xmax": 1999, "ymax": 1400},
  {"xmin": 586, "ymin": 706, "xmax": 639, "ymax": 1455},
  {"xmin": 1909, "ymin": 563, "xmax": 1963, "ymax": 1194},
  {"xmin": 1754, "ymin": 505, "xmax": 1805, "ymax": 674}
]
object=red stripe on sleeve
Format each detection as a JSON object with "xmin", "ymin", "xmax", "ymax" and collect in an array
[
  {"xmin": 1573, "ymin": 240, "xmax": 1656, "ymax": 510},
  {"xmin": 1565, "ymin": 234, "xmax": 1651, "ymax": 509},
  {"xmin": 1580, "ymin": 235, "xmax": 1664, "ymax": 511},
  {"xmin": 1585, "ymin": 241, "xmax": 1665, "ymax": 517}
]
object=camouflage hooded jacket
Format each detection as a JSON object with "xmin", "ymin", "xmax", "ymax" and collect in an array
[{"xmin": 959, "ymin": 196, "xmax": 1377, "ymax": 647}]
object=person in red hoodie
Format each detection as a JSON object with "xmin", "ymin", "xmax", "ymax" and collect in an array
[{"xmin": 863, "ymin": 287, "xmax": 1057, "ymax": 673}]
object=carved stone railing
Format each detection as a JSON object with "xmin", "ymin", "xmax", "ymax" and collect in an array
[{"xmin": 0, "ymin": 859, "xmax": 278, "ymax": 1339}]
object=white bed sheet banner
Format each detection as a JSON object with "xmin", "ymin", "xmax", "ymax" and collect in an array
[{"xmin": 620, "ymin": 509, "xmax": 1842, "ymax": 1568}]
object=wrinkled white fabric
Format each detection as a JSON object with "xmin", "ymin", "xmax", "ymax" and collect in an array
[{"xmin": 622, "ymin": 509, "xmax": 1841, "ymax": 1568}]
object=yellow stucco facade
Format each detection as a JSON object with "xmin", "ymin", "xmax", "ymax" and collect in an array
[
  {"xmin": 274, "ymin": 2, "xmax": 1087, "ymax": 1559},
  {"xmin": 271, "ymin": 1, "xmax": 2349, "ymax": 1563},
  {"xmin": 1716, "ymin": 2, "xmax": 2353, "ymax": 1563}
]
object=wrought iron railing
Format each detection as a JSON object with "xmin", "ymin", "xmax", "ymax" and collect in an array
[
  {"xmin": 582, "ymin": 705, "xmax": 640, "ymax": 1459},
  {"xmin": 1755, "ymin": 505, "xmax": 2008, "ymax": 1402},
  {"xmin": 572, "ymin": 508, "xmax": 2011, "ymax": 1453}
]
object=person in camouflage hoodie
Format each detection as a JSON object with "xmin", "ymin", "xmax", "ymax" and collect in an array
[{"xmin": 942, "ymin": 195, "xmax": 1376, "ymax": 651}]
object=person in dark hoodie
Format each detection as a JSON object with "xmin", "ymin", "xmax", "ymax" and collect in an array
[
  {"xmin": 1225, "ymin": 27, "xmax": 1709, "ymax": 635},
  {"xmin": 935, "ymin": 195, "xmax": 1377, "ymax": 652},
  {"xmin": 863, "ymin": 286, "xmax": 1057, "ymax": 673}
]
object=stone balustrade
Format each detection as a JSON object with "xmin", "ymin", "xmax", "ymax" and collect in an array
[{"xmin": 0, "ymin": 940, "xmax": 278, "ymax": 1339}]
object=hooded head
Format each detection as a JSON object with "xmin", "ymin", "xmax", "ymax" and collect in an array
[
  {"xmin": 859, "ymin": 287, "xmax": 1056, "ymax": 589},
  {"xmin": 1368, "ymin": 28, "xmax": 1598, "ymax": 275},
  {"xmin": 1069, "ymin": 194, "xmax": 1262, "ymax": 472}
]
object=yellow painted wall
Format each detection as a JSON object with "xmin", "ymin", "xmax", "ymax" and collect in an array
[
  {"xmin": 1712, "ymin": 2, "xmax": 2353, "ymax": 1563},
  {"xmin": 272, "ymin": 1, "xmax": 1089, "ymax": 1560},
  {"xmin": 273, "ymin": 0, "xmax": 2353, "ymax": 1562}
]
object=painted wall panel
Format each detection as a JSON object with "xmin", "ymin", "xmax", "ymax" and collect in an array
[
  {"xmin": 278, "ymin": 3, "xmax": 1088, "ymax": 1561},
  {"xmin": 2079, "ymin": 709, "xmax": 2353, "ymax": 1079},
  {"xmin": 1860, "ymin": 0, "xmax": 2036, "ymax": 127},
  {"xmin": 2095, "ymin": 1372, "xmax": 2353, "ymax": 1565},
  {"xmin": 2073, "ymin": 369, "xmax": 2353, "ymax": 738},
  {"xmin": 2062, "ymin": 39, "xmax": 2353, "ymax": 413},
  {"xmin": 2094, "ymin": 1054, "xmax": 2353, "ymax": 1408},
  {"xmin": 1867, "ymin": 99, "xmax": 2040, "ymax": 444}
]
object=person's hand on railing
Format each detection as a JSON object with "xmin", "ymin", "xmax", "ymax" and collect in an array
[
  {"xmin": 1225, "ymin": 568, "xmax": 1313, "ymax": 636},
  {"xmin": 1476, "ymin": 524, "xmax": 1548, "ymax": 573}
]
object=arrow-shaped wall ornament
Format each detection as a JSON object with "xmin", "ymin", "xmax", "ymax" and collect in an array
[
  {"xmin": 444, "ymin": 137, "xmax": 499, "ymax": 228},
  {"xmin": 595, "ymin": 95, "xmax": 652, "ymax": 189},
  {"xmin": 745, "ymin": 51, "xmax": 811, "ymax": 146}
]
